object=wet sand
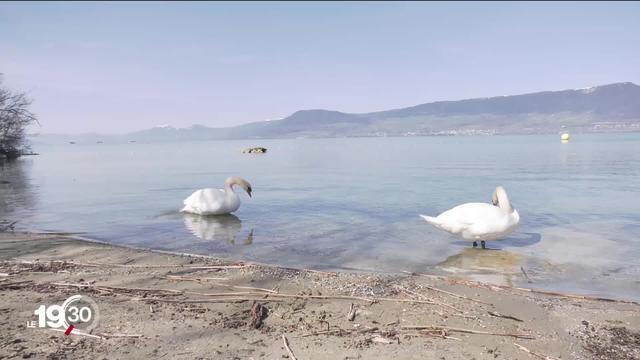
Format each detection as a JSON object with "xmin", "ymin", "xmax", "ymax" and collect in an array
[{"xmin": 1, "ymin": 232, "xmax": 639, "ymax": 359}]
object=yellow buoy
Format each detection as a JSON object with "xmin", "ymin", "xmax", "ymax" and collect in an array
[{"xmin": 561, "ymin": 133, "xmax": 570, "ymax": 141}]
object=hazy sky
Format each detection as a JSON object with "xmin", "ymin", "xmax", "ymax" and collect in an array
[{"xmin": 1, "ymin": 2, "xmax": 639, "ymax": 134}]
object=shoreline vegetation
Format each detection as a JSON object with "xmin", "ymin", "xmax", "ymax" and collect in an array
[
  {"xmin": 0, "ymin": 77, "xmax": 38, "ymax": 161},
  {"xmin": 1, "ymin": 232, "xmax": 639, "ymax": 359}
]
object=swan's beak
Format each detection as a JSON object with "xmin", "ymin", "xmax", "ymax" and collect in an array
[{"xmin": 247, "ymin": 187, "xmax": 252, "ymax": 198}]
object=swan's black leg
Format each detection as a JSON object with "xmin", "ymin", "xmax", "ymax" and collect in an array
[
  {"xmin": 481, "ymin": 240, "xmax": 486, "ymax": 249},
  {"xmin": 473, "ymin": 241, "xmax": 478, "ymax": 248}
]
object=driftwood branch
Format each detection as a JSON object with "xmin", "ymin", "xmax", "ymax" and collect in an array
[
  {"xmin": 402, "ymin": 325, "xmax": 534, "ymax": 339},
  {"xmin": 164, "ymin": 275, "xmax": 277, "ymax": 293},
  {"xmin": 0, "ymin": 280, "xmax": 33, "ymax": 289},
  {"xmin": 514, "ymin": 342, "xmax": 561, "ymax": 360},
  {"xmin": 164, "ymin": 275, "xmax": 229, "ymax": 282},
  {"xmin": 48, "ymin": 328, "xmax": 103, "ymax": 339},
  {"xmin": 487, "ymin": 311, "xmax": 523, "ymax": 322},
  {"xmin": 394, "ymin": 285, "xmax": 465, "ymax": 312},
  {"xmin": 422, "ymin": 284, "xmax": 492, "ymax": 305},
  {"xmin": 302, "ymin": 326, "xmax": 379, "ymax": 337},
  {"xmin": 100, "ymin": 333, "xmax": 143, "ymax": 339},
  {"xmin": 510, "ymin": 287, "xmax": 639, "ymax": 304},
  {"xmin": 347, "ymin": 303, "xmax": 356, "ymax": 321},
  {"xmin": 145, "ymin": 298, "xmax": 286, "ymax": 304},
  {"xmin": 520, "ymin": 266, "xmax": 533, "ymax": 283},
  {"xmin": 65, "ymin": 261, "xmax": 247, "ymax": 270},
  {"xmin": 282, "ymin": 334, "xmax": 298, "ymax": 360}
]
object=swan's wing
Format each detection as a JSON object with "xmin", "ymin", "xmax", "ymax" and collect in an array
[
  {"xmin": 433, "ymin": 203, "xmax": 508, "ymax": 235},
  {"xmin": 421, "ymin": 214, "xmax": 472, "ymax": 234},
  {"xmin": 182, "ymin": 188, "xmax": 226, "ymax": 214}
]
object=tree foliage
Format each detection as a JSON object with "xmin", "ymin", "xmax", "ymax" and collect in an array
[{"xmin": 0, "ymin": 77, "xmax": 37, "ymax": 159}]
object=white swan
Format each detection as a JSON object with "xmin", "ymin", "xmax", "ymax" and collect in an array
[
  {"xmin": 420, "ymin": 186, "xmax": 520, "ymax": 248},
  {"xmin": 181, "ymin": 177, "xmax": 252, "ymax": 215}
]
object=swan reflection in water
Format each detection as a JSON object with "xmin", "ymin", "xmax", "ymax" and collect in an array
[
  {"xmin": 437, "ymin": 248, "xmax": 524, "ymax": 286},
  {"xmin": 182, "ymin": 214, "xmax": 253, "ymax": 245}
]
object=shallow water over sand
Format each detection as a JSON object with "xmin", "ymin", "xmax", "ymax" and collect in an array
[{"xmin": 2, "ymin": 134, "xmax": 639, "ymax": 300}]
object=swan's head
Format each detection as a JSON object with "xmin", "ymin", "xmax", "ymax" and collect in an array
[
  {"xmin": 492, "ymin": 186, "xmax": 513, "ymax": 212},
  {"xmin": 225, "ymin": 176, "xmax": 252, "ymax": 198}
]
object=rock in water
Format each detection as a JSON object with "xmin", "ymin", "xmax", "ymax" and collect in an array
[{"xmin": 242, "ymin": 147, "xmax": 267, "ymax": 154}]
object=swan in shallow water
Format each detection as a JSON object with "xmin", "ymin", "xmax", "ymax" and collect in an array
[
  {"xmin": 181, "ymin": 177, "xmax": 252, "ymax": 215},
  {"xmin": 420, "ymin": 186, "xmax": 520, "ymax": 248}
]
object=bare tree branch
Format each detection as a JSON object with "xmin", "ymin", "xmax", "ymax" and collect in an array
[{"xmin": 0, "ymin": 76, "xmax": 38, "ymax": 159}]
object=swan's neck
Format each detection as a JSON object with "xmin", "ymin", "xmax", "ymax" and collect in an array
[
  {"xmin": 496, "ymin": 188, "xmax": 514, "ymax": 213},
  {"xmin": 223, "ymin": 182, "xmax": 236, "ymax": 194},
  {"xmin": 499, "ymin": 195, "xmax": 514, "ymax": 213}
]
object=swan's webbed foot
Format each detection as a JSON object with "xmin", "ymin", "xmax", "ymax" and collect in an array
[
  {"xmin": 473, "ymin": 241, "xmax": 478, "ymax": 248},
  {"xmin": 481, "ymin": 240, "xmax": 486, "ymax": 249}
]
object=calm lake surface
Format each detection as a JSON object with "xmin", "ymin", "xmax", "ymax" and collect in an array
[{"xmin": 2, "ymin": 134, "xmax": 640, "ymax": 300}]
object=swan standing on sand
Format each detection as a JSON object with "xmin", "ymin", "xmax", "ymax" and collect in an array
[
  {"xmin": 181, "ymin": 177, "xmax": 252, "ymax": 215},
  {"xmin": 420, "ymin": 186, "xmax": 520, "ymax": 249}
]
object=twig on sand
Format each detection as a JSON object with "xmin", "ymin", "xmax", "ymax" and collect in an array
[
  {"xmin": 61, "ymin": 261, "xmax": 247, "ymax": 270},
  {"xmin": 50, "ymin": 330, "xmax": 141, "ymax": 340},
  {"xmin": 487, "ymin": 311, "xmax": 523, "ymax": 322},
  {"xmin": 302, "ymin": 326, "xmax": 378, "ymax": 337},
  {"xmin": 229, "ymin": 292, "xmax": 377, "ymax": 303},
  {"xmin": 282, "ymin": 334, "xmax": 298, "ymax": 360},
  {"xmin": 251, "ymin": 302, "xmax": 266, "ymax": 329},
  {"xmin": 51, "ymin": 282, "xmax": 183, "ymax": 295},
  {"xmin": 0, "ymin": 280, "xmax": 33, "ymax": 289},
  {"xmin": 164, "ymin": 276, "xmax": 277, "ymax": 293},
  {"xmin": 422, "ymin": 284, "xmax": 492, "ymax": 305},
  {"xmin": 393, "ymin": 285, "xmax": 465, "ymax": 313},
  {"xmin": 513, "ymin": 342, "xmax": 561, "ymax": 360},
  {"xmin": 164, "ymin": 275, "xmax": 229, "ymax": 282},
  {"xmin": 145, "ymin": 297, "xmax": 286, "ymax": 304},
  {"xmin": 370, "ymin": 334, "xmax": 396, "ymax": 344},
  {"xmin": 99, "ymin": 333, "xmax": 143, "ymax": 339},
  {"xmin": 48, "ymin": 328, "xmax": 103, "ymax": 339},
  {"xmin": 418, "ymin": 331, "xmax": 462, "ymax": 341},
  {"xmin": 185, "ymin": 290, "xmax": 275, "ymax": 297},
  {"xmin": 271, "ymin": 293, "xmax": 452, "ymax": 305},
  {"xmin": 347, "ymin": 303, "xmax": 356, "ymax": 321},
  {"xmin": 302, "ymin": 329, "xmax": 346, "ymax": 337},
  {"xmin": 520, "ymin": 266, "xmax": 533, "ymax": 283},
  {"xmin": 402, "ymin": 325, "xmax": 535, "ymax": 339},
  {"xmin": 510, "ymin": 287, "xmax": 639, "ymax": 304}
]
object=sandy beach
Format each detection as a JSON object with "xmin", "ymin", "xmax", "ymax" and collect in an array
[{"xmin": 1, "ymin": 231, "xmax": 639, "ymax": 360}]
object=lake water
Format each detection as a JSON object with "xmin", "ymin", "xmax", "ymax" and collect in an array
[{"xmin": 2, "ymin": 134, "xmax": 640, "ymax": 300}]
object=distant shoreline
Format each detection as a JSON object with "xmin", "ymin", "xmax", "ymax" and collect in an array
[{"xmin": 26, "ymin": 128, "xmax": 640, "ymax": 145}]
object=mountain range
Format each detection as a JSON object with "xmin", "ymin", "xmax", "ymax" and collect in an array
[{"xmin": 33, "ymin": 82, "xmax": 640, "ymax": 143}]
